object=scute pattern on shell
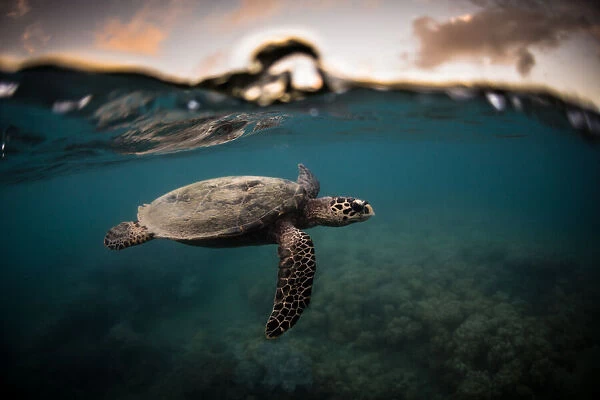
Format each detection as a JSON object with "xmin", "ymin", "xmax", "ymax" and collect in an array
[{"xmin": 137, "ymin": 176, "xmax": 306, "ymax": 240}]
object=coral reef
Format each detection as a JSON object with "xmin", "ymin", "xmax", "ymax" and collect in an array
[
  {"xmin": 6, "ymin": 220, "xmax": 599, "ymax": 400},
  {"xmin": 234, "ymin": 342, "xmax": 313, "ymax": 393},
  {"xmin": 237, "ymin": 225, "xmax": 600, "ymax": 399}
]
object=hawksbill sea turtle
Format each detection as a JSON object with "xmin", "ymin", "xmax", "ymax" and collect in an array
[{"xmin": 104, "ymin": 164, "xmax": 374, "ymax": 338}]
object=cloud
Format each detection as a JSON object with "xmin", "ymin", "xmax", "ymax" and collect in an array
[
  {"xmin": 206, "ymin": 0, "xmax": 379, "ymax": 31},
  {"xmin": 95, "ymin": 2, "xmax": 184, "ymax": 56},
  {"xmin": 517, "ymin": 48, "xmax": 535, "ymax": 76},
  {"xmin": 413, "ymin": 5, "xmax": 590, "ymax": 76},
  {"xmin": 515, "ymin": 48, "xmax": 535, "ymax": 76},
  {"xmin": 590, "ymin": 23, "xmax": 600, "ymax": 52},
  {"xmin": 593, "ymin": 24, "xmax": 600, "ymax": 38},
  {"xmin": 96, "ymin": 17, "xmax": 166, "ymax": 55},
  {"xmin": 193, "ymin": 50, "xmax": 227, "ymax": 77},
  {"xmin": 7, "ymin": 0, "xmax": 30, "ymax": 19},
  {"xmin": 208, "ymin": 0, "xmax": 283, "ymax": 30},
  {"xmin": 23, "ymin": 23, "xmax": 50, "ymax": 54}
]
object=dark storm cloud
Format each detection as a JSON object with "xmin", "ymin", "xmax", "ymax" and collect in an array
[{"xmin": 413, "ymin": 3, "xmax": 594, "ymax": 76}]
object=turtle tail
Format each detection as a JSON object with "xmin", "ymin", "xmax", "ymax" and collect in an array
[{"xmin": 104, "ymin": 221, "xmax": 154, "ymax": 250}]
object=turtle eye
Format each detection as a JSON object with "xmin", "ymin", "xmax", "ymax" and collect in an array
[{"xmin": 351, "ymin": 201, "xmax": 364, "ymax": 212}]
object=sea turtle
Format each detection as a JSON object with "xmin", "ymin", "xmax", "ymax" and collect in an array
[{"xmin": 104, "ymin": 164, "xmax": 374, "ymax": 338}]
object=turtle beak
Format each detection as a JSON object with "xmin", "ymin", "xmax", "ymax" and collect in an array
[{"xmin": 363, "ymin": 203, "xmax": 375, "ymax": 218}]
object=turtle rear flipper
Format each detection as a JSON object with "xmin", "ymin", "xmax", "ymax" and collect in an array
[
  {"xmin": 266, "ymin": 220, "xmax": 316, "ymax": 339},
  {"xmin": 104, "ymin": 221, "xmax": 154, "ymax": 250}
]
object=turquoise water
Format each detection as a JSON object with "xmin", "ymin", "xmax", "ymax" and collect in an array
[{"xmin": 1, "ymin": 71, "xmax": 600, "ymax": 399}]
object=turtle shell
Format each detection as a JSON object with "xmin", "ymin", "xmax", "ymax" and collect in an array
[{"xmin": 137, "ymin": 176, "xmax": 306, "ymax": 240}]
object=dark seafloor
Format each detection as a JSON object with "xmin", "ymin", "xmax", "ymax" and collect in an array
[{"xmin": 1, "ymin": 67, "xmax": 600, "ymax": 400}]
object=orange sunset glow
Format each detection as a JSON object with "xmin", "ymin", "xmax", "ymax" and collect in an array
[{"xmin": 1, "ymin": 0, "xmax": 599, "ymax": 108}]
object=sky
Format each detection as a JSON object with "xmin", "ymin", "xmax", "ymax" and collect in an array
[{"xmin": 1, "ymin": 0, "xmax": 599, "ymax": 108}]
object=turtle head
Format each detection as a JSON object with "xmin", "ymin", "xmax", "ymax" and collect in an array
[{"xmin": 305, "ymin": 196, "xmax": 374, "ymax": 227}]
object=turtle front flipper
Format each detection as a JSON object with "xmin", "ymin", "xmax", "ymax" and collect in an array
[
  {"xmin": 104, "ymin": 221, "xmax": 154, "ymax": 250},
  {"xmin": 266, "ymin": 220, "xmax": 316, "ymax": 339}
]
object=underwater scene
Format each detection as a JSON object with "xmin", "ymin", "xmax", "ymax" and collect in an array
[
  {"xmin": 2, "ymin": 1, "xmax": 600, "ymax": 399},
  {"xmin": 1, "ymin": 66, "xmax": 599, "ymax": 400}
]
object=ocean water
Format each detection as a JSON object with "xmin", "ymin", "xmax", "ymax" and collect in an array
[{"xmin": 1, "ymin": 69, "xmax": 600, "ymax": 400}]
